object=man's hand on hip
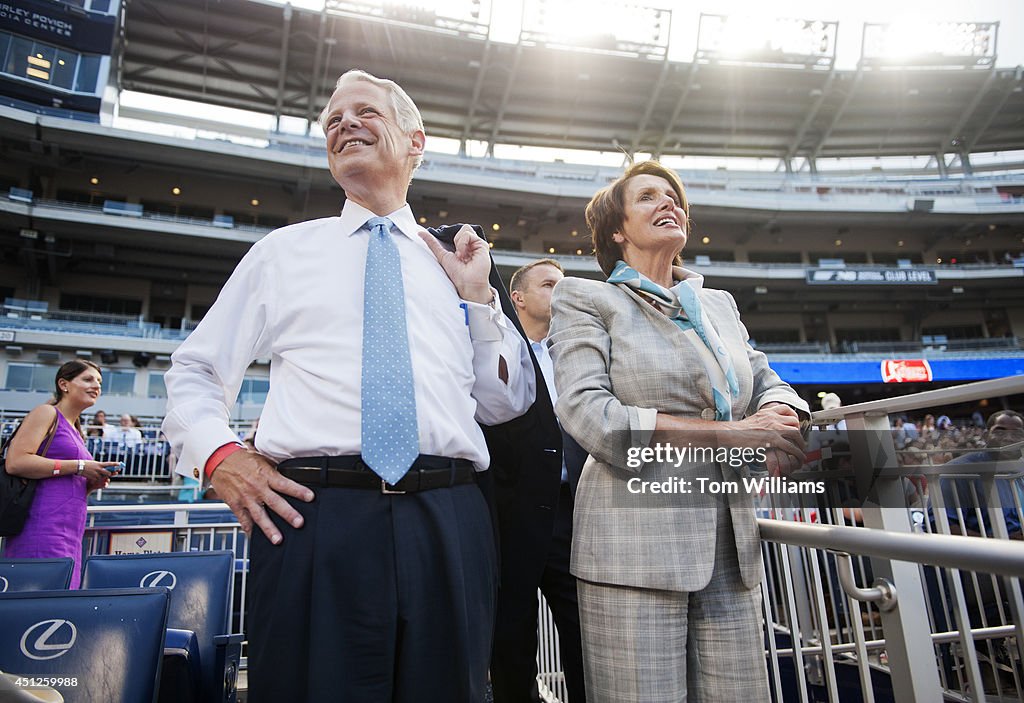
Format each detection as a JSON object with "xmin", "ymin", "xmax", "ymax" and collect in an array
[
  {"xmin": 419, "ymin": 225, "xmax": 493, "ymax": 304},
  {"xmin": 211, "ymin": 449, "xmax": 315, "ymax": 544}
]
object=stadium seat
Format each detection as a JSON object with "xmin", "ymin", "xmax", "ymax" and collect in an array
[
  {"xmin": 0, "ymin": 558, "xmax": 74, "ymax": 592},
  {"xmin": 7, "ymin": 187, "xmax": 33, "ymax": 203},
  {"xmin": 162, "ymin": 628, "xmax": 202, "ymax": 703},
  {"xmin": 81, "ymin": 550, "xmax": 242, "ymax": 703},
  {"xmin": 0, "ymin": 587, "xmax": 170, "ymax": 703}
]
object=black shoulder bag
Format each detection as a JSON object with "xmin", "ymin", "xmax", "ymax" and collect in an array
[{"xmin": 0, "ymin": 411, "xmax": 60, "ymax": 537}]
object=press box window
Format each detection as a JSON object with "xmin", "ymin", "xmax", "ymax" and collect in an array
[
  {"xmin": 4, "ymin": 363, "xmax": 56, "ymax": 392},
  {"xmin": 148, "ymin": 373, "xmax": 167, "ymax": 398},
  {"xmin": 102, "ymin": 369, "xmax": 136, "ymax": 396},
  {"xmin": 239, "ymin": 378, "xmax": 270, "ymax": 405},
  {"xmin": 0, "ymin": 31, "xmax": 103, "ymax": 96},
  {"xmin": 52, "ymin": 50, "xmax": 78, "ymax": 91}
]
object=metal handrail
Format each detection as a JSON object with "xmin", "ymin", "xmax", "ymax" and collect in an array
[
  {"xmin": 758, "ymin": 519, "xmax": 1024, "ymax": 578},
  {"xmin": 812, "ymin": 374, "xmax": 1024, "ymax": 422},
  {"xmin": 831, "ymin": 551, "xmax": 898, "ymax": 611},
  {"xmin": 88, "ymin": 502, "xmax": 233, "ymax": 513}
]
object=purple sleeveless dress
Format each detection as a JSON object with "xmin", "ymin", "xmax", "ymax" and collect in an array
[{"xmin": 2, "ymin": 411, "xmax": 92, "ymax": 588}]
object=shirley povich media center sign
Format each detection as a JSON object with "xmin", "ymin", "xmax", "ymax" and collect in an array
[
  {"xmin": 0, "ymin": 0, "xmax": 116, "ymax": 54},
  {"xmin": 806, "ymin": 268, "xmax": 938, "ymax": 285}
]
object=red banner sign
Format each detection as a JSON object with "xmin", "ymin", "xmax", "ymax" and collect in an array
[{"xmin": 881, "ymin": 359, "xmax": 933, "ymax": 383}]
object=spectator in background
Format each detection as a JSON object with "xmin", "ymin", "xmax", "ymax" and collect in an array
[
  {"xmin": 921, "ymin": 413, "xmax": 938, "ymax": 440},
  {"xmin": 820, "ymin": 392, "xmax": 847, "ymax": 431},
  {"xmin": 897, "ymin": 415, "xmax": 921, "ymax": 448},
  {"xmin": 934, "ymin": 409, "xmax": 1024, "ymax": 538},
  {"xmin": 493, "ymin": 258, "xmax": 586, "ymax": 703},
  {"xmin": 85, "ymin": 409, "xmax": 111, "ymax": 437},
  {"xmin": 105, "ymin": 413, "xmax": 143, "ymax": 449},
  {"xmin": 2, "ymin": 360, "xmax": 121, "ymax": 587},
  {"xmin": 892, "ymin": 417, "xmax": 909, "ymax": 449}
]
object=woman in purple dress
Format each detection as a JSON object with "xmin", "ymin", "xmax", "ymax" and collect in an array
[{"xmin": 3, "ymin": 359, "xmax": 121, "ymax": 587}]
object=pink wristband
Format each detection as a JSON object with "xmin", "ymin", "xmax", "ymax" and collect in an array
[{"xmin": 205, "ymin": 442, "xmax": 245, "ymax": 479}]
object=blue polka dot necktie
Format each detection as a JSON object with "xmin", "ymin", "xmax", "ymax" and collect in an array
[{"xmin": 361, "ymin": 216, "xmax": 419, "ymax": 485}]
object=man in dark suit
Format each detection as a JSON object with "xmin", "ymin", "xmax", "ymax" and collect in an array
[{"xmin": 484, "ymin": 259, "xmax": 586, "ymax": 703}]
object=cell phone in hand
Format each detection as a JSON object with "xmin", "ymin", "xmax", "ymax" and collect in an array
[{"xmin": 108, "ymin": 462, "xmax": 125, "ymax": 474}]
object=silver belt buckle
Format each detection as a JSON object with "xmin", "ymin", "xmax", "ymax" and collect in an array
[{"xmin": 381, "ymin": 479, "xmax": 406, "ymax": 495}]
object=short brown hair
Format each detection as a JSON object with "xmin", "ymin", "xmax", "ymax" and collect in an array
[
  {"xmin": 988, "ymin": 409, "xmax": 1023, "ymax": 428},
  {"xmin": 586, "ymin": 160, "xmax": 690, "ymax": 276},
  {"xmin": 509, "ymin": 258, "xmax": 564, "ymax": 294}
]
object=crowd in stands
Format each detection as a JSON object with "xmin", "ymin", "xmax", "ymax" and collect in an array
[{"xmin": 893, "ymin": 412, "xmax": 999, "ymax": 464}]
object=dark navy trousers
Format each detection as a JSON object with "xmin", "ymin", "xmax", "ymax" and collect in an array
[
  {"xmin": 246, "ymin": 482, "xmax": 497, "ymax": 702},
  {"xmin": 491, "ymin": 482, "xmax": 586, "ymax": 703}
]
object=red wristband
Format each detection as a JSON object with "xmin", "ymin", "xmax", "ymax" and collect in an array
[
  {"xmin": 52, "ymin": 459, "xmax": 61, "ymax": 476},
  {"xmin": 204, "ymin": 442, "xmax": 245, "ymax": 479}
]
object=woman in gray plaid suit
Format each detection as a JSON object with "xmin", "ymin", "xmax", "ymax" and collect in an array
[{"xmin": 548, "ymin": 161, "xmax": 809, "ymax": 702}]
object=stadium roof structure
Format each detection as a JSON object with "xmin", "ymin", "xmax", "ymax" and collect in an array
[{"xmin": 119, "ymin": 0, "xmax": 1024, "ymax": 165}]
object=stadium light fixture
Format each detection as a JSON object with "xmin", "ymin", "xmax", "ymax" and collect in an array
[
  {"xmin": 860, "ymin": 21, "xmax": 997, "ymax": 68},
  {"xmin": 696, "ymin": 13, "xmax": 836, "ymax": 69},
  {"xmin": 520, "ymin": 0, "xmax": 669, "ymax": 57},
  {"xmin": 326, "ymin": 0, "xmax": 489, "ymax": 36}
]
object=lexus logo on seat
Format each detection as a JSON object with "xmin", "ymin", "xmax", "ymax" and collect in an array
[
  {"xmin": 140, "ymin": 570, "xmax": 177, "ymax": 590},
  {"xmin": 20, "ymin": 620, "xmax": 78, "ymax": 660}
]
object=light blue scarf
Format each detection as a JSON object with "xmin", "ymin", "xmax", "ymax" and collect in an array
[{"xmin": 608, "ymin": 260, "xmax": 739, "ymax": 421}]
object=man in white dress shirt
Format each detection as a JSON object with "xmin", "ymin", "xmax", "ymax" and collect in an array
[
  {"xmin": 105, "ymin": 413, "xmax": 142, "ymax": 449},
  {"xmin": 163, "ymin": 69, "xmax": 535, "ymax": 702}
]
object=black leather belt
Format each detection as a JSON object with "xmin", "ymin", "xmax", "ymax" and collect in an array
[{"xmin": 277, "ymin": 454, "xmax": 476, "ymax": 494}]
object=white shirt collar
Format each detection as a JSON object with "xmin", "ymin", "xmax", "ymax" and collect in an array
[{"xmin": 339, "ymin": 200, "xmax": 420, "ymax": 243}]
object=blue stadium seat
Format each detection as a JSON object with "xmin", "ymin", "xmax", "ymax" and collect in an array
[
  {"xmin": 0, "ymin": 558, "xmax": 74, "ymax": 592},
  {"xmin": 162, "ymin": 628, "xmax": 202, "ymax": 703},
  {"xmin": 0, "ymin": 587, "xmax": 170, "ymax": 703},
  {"xmin": 82, "ymin": 550, "xmax": 242, "ymax": 703}
]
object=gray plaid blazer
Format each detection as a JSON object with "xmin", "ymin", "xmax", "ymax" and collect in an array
[{"xmin": 548, "ymin": 276, "xmax": 808, "ymax": 592}]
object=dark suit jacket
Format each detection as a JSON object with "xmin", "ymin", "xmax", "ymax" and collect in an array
[{"xmin": 427, "ymin": 224, "xmax": 581, "ymax": 585}]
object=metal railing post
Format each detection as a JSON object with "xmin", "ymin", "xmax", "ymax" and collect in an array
[{"xmin": 847, "ymin": 412, "xmax": 943, "ymax": 701}]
